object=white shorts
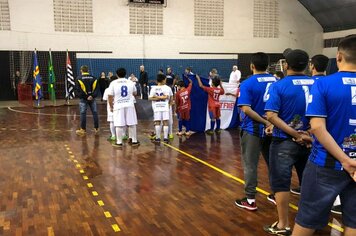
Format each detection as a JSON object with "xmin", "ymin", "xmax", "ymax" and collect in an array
[
  {"xmin": 107, "ymin": 111, "xmax": 113, "ymax": 122},
  {"xmin": 154, "ymin": 111, "xmax": 169, "ymax": 121},
  {"xmin": 113, "ymin": 107, "xmax": 138, "ymax": 127}
]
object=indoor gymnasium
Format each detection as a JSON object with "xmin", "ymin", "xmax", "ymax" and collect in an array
[{"xmin": 0, "ymin": 0, "xmax": 356, "ymax": 235}]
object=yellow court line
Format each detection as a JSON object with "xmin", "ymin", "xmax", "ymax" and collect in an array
[{"xmin": 162, "ymin": 142, "xmax": 344, "ymax": 233}]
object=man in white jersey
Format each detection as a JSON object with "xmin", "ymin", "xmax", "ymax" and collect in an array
[
  {"xmin": 149, "ymin": 73, "xmax": 173, "ymax": 143},
  {"xmin": 108, "ymin": 68, "xmax": 139, "ymax": 147},
  {"xmin": 229, "ymin": 65, "xmax": 241, "ymax": 84}
]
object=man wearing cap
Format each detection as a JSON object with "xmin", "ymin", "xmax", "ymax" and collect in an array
[{"xmin": 263, "ymin": 49, "xmax": 313, "ymax": 235}]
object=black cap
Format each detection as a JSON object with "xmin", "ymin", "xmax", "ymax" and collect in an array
[{"xmin": 285, "ymin": 49, "xmax": 309, "ymax": 69}]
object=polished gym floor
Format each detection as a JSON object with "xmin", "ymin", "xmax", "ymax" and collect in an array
[{"xmin": 0, "ymin": 100, "xmax": 342, "ymax": 235}]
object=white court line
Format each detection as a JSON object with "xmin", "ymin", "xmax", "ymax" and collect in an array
[{"xmin": 7, "ymin": 106, "xmax": 107, "ymax": 117}]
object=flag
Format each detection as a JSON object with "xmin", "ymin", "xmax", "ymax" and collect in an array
[
  {"xmin": 48, "ymin": 50, "xmax": 56, "ymax": 102},
  {"xmin": 33, "ymin": 51, "xmax": 42, "ymax": 100},
  {"xmin": 65, "ymin": 51, "xmax": 75, "ymax": 99}
]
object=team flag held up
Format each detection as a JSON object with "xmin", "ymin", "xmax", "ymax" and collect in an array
[
  {"xmin": 65, "ymin": 51, "xmax": 75, "ymax": 100},
  {"xmin": 48, "ymin": 50, "xmax": 56, "ymax": 103},
  {"xmin": 33, "ymin": 50, "xmax": 42, "ymax": 103}
]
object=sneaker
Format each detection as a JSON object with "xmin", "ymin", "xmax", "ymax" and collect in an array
[
  {"xmin": 169, "ymin": 134, "xmax": 174, "ymax": 139},
  {"xmin": 149, "ymin": 132, "xmax": 156, "ymax": 140},
  {"xmin": 235, "ymin": 198, "xmax": 257, "ymax": 211},
  {"xmin": 128, "ymin": 138, "xmax": 132, "ymax": 144},
  {"xmin": 215, "ymin": 129, "xmax": 221, "ymax": 134},
  {"xmin": 331, "ymin": 205, "xmax": 342, "ymax": 215},
  {"xmin": 94, "ymin": 128, "xmax": 99, "ymax": 135},
  {"xmin": 176, "ymin": 131, "xmax": 183, "ymax": 136},
  {"xmin": 263, "ymin": 221, "xmax": 291, "ymax": 235},
  {"xmin": 112, "ymin": 143, "xmax": 123, "ymax": 148},
  {"xmin": 154, "ymin": 138, "xmax": 161, "ymax": 143},
  {"xmin": 131, "ymin": 141, "xmax": 140, "ymax": 147},
  {"xmin": 107, "ymin": 136, "xmax": 116, "ymax": 141},
  {"xmin": 290, "ymin": 187, "xmax": 301, "ymax": 195},
  {"xmin": 122, "ymin": 135, "xmax": 128, "ymax": 141},
  {"xmin": 205, "ymin": 130, "xmax": 214, "ymax": 135},
  {"xmin": 267, "ymin": 194, "xmax": 276, "ymax": 205},
  {"xmin": 163, "ymin": 138, "xmax": 169, "ymax": 144},
  {"xmin": 76, "ymin": 128, "xmax": 86, "ymax": 136},
  {"xmin": 185, "ymin": 131, "xmax": 192, "ymax": 137}
]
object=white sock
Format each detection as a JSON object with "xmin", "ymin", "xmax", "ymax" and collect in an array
[
  {"xmin": 333, "ymin": 195, "xmax": 341, "ymax": 206},
  {"xmin": 115, "ymin": 127, "xmax": 124, "ymax": 144},
  {"xmin": 155, "ymin": 125, "xmax": 161, "ymax": 139},
  {"xmin": 110, "ymin": 122, "xmax": 115, "ymax": 137},
  {"xmin": 247, "ymin": 198, "xmax": 255, "ymax": 204},
  {"xmin": 163, "ymin": 126, "xmax": 169, "ymax": 139},
  {"xmin": 122, "ymin": 126, "xmax": 127, "ymax": 137},
  {"xmin": 129, "ymin": 125, "xmax": 137, "ymax": 143}
]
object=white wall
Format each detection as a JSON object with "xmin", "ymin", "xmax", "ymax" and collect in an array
[
  {"xmin": 323, "ymin": 29, "xmax": 356, "ymax": 58},
  {"xmin": 0, "ymin": 0, "xmax": 323, "ymax": 59}
]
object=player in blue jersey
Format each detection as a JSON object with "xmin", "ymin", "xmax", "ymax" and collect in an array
[
  {"xmin": 309, "ymin": 54, "xmax": 329, "ymax": 80},
  {"xmin": 292, "ymin": 35, "xmax": 356, "ymax": 236},
  {"xmin": 263, "ymin": 49, "xmax": 313, "ymax": 235},
  {"xmin": 234, "ymin": 52, "xmax": 276, "ymax": 211}
]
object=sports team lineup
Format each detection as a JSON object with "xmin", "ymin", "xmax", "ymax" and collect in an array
[{"xmin": 62, "ymin": 35, "xmax": 356, "ymax": 236}]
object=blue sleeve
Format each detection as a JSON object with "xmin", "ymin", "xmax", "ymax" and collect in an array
[
  {"xmin": 264, "ymin": 84, "xmax": 280, "ymax": 112},
  {"xmin": 237, "ymin": 81, "xmax": 252, "ymax": 106},
  {"xmin": 306, "ymin": 80, "xmax": 327, "ymax": 117}
]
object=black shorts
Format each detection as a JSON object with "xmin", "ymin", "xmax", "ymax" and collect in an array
[{"xmin": 296, "ymin": 161, "xmax": 356, "ymax": 229}]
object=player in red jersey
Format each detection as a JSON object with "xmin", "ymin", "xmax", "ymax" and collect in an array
[
  {"xmin": 196, "ymin": 75, "xmax": 225, "ymax": 134},
  {"xmin": 175, "ymin": 78, "xmax": 193, "ymax": 136}
]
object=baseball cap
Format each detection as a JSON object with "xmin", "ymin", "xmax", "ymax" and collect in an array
[{"xmin": 285, "ymin": 49, "xmax": 309, "ymax": 70}]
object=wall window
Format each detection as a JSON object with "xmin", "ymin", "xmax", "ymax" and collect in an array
[
  {"xmin": 253, "ymin": 0, "xmax": 279, "ymax": 38},
  {"xmin": 129, "ymin": 3, "xmax": 163, "ymax": 35},
  {"xmin": 53, "ymin": 0, "xmax": 93, "ymax": 33},
  {"xmin": 194, "ymin": 0, "xmax": 224, "ymax": 37},
  {"xmin": 0, "ymin": 0, "xmax": 10, "ymax": 31}
]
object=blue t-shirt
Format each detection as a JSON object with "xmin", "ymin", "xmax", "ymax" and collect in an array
[
  {"xmin": 265, "ymin": 75, "xmax": 315, "ymax": 139},
  {"xmin": 238, "ymin": 74, "xmax": 276, "ymax": 137},
  {"xmin": 312, "ymin": 74, "xmax": 325, "ymax": 80},
  {"xmin": 306, "ymin": 71, "xmax": 356, "ymax": 170}
]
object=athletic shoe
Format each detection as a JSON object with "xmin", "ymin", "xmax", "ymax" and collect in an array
[
  {"xmin": 122, "ymin": 135, "xmax": 128, "ymax": 141},
  {"xmin": 267, "ymin": 194, "xmax": 276, "ymax": 205},
  {"xmin": 76, "ymin": 128, "xmax": 86, "ymax": 136},
  {"xmin": 235, "ymin": 198, "xmax": 257, "ymax": 211},
  {"xmin": 131, "ymin": 141, "xmax": 140, "ymax": 147},
  {"xmin": 290, "ymin": 187, "xmax": 301, "ymax": 195},
  {"xmin": 112, "ymin": 143, "xmax": 123, "ymax": 148},
  {"xmin": 263, "ymin": 221, "xmax": 291, "ymax": 235},
  {"xmin": 169, "ymin": 134, "xmax": 174, "ymax": 139},
  {"xmin": 331, "ymin": 205, "xmax": 342, "ymax": 215},
  {"xmin": 107, "ymin": 136, "xmax": 116, "ymax": 141},
  {"xmin": 128, "ymin": 138, "xmax": 132, "ymax": 144},
  {"xmin": 215, "ymin": 129, "xmax": 221, "ymax": 134},
  {"xmin": 154, "ymin": 138, "xmax": 161, "ymax": 143},
  {"xmin": 149, "ymin": 132, "xmax": 156, "ymax": 140},
  {"xmin": 185, "ymin": 131, "xmax": 192, "ymax": 137},
  {"xmin": 176, "ymin": 131, "xmax": 184, "ymax": 136},
  {"xmin": 205, "ymin": 130, "xmax": 214, "ymax": 135},
  {"xmin": 94, "ymin": 128, "xmax": 99, "ymax": 135},
  {"xmin": 163, "ymin": 138, "xmax": 169, "ymax": 144}
]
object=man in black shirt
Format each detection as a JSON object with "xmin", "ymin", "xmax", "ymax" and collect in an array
[
  {"xmin": 165, "ymin": 67, "xmax": 176, "ymax": 93},
  {"xmin": 75, "ymin": 65, "xmax": 99, "ymax": 136},
  {"xmin": 139, "ymin": 65, "xmax": 148, "ymax": 100}
]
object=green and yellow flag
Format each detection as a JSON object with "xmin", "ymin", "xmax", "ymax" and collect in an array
[{"xmin": 48, "ymin": 50, "xmax": 56, "ymax": 102}]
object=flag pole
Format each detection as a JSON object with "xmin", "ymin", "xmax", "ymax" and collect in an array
[{"xmin": 65, "ymin": 49, "xmax": 70, "ymax": 105}]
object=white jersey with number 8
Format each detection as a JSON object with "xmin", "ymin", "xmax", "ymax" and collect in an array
[{"xmin": 108, "ymin": 78, "xmax": 136, "ymax": 110}]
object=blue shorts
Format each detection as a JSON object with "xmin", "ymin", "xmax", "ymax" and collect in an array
[
  {"xmin": 296, "ymin": 161, "xmax": 356, "ymax": 229},
  {"xmin": 269, "ymin": 139, "xmax": 309, "ymax": 193}
]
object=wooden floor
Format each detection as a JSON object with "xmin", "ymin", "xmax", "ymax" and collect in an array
[{"xmin": 0, "ymin": 101, "xmax": 343, "ymax": 235}]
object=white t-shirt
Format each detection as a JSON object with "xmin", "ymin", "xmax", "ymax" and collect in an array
[
  {"xmin": 149, "ymin": 85, "xmax": 173, "ymax": 112},
  {"xmin": 229, "ymin": 70, "xmax": 241, "ymax": 84},
  {"xmin": 108, "ymin": 78, "xmax": 136, "ymax": 110}
]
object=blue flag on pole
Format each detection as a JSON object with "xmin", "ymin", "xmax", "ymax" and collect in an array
[{"xmin": 33, "ymin": 51, "xmax": 42, "ymax": 100}]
